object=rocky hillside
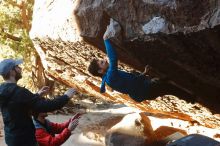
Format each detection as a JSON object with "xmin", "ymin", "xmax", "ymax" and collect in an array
[{"xmin": 30, "ymin": 0, "xmax": 220, "ymax": 134}]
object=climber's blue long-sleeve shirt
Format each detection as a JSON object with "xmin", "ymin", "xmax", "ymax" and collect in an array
[{"xmin": 100, "ymin": 39, "xmax": 150, "ymax": 102}]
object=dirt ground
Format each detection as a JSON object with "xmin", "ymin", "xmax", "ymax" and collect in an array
[
  {"xmin": 0, "ymin": 104, "xmax": 137, "ymax": 146},
  {"xmin": 1, "ymin": 97, "xmax": 220, "ymax": 146}
]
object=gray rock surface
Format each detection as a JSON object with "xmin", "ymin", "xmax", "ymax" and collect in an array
[{"xmin": 30, "ymin": 0, "xmax": 220, "ymax": 125}]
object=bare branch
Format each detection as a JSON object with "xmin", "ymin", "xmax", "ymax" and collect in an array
[
  {"xmin": 3, "ymin": 33, "xmax": 22, "ymax": 42},
  {"xmin": 20, "ymin": 1, "xmax": 31, "ymax": 31},
  {"xmin": 1, "ymin": 29, "xmax": 22, "ymax": 42}
]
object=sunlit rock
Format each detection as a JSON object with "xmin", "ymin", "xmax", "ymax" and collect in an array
[{"xmin": 30, "ymin": 1, "xmax": 220, "ymax": 142}]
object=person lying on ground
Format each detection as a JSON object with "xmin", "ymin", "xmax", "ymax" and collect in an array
[
  {"xmin": 88, "ymin": 19, "xmax": 194, "ymax": 103},
  {"xmin": 33, "ymin": 112, "xmax": 81, "ymax": 146},
  {"xmin": 0, "ymin": 58, "xmax": 77, "ymax": 146}
]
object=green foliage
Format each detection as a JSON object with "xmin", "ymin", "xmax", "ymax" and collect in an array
[
  {"xmin": 0, "ymin": 0, "xmax": 37, "ymax": 90},
  {"xmin": 0, "ymin": 0, "xmax": 34, "ymax": 55}
]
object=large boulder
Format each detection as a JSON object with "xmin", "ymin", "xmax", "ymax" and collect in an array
[
  {"xmin": 30, "ymin": 0, "xmax": 220, "ymax": 129},
  {"xmin": 73, "ymin": 0, "xmax": 220, "ymax": 110}
]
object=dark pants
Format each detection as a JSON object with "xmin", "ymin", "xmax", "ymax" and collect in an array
[
  {"xmin": 148, "ymin": 78, "xmax": 195, "ymax": 102},
  {"xmin": 131, "ymin": 71, "xmax": 195, "ymax": 102}
]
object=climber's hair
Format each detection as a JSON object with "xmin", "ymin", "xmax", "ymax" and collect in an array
[{"xmin": 88, "ymin": 59, "xmax": 103, "ymax": 77}]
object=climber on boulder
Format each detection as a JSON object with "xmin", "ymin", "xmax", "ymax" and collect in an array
[{"xmin": 88, "ymin": 18, "xmax": 195, "ymax": 102}]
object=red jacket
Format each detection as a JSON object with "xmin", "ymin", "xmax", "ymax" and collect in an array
[{"xmin": 34, "ymin": 119, "xmax": 71, "ymax": 146}]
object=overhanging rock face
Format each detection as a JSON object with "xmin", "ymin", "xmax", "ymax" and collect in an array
[{"xmin": 30, "ymin": 0, "xmax": 220, "ymax": 128}]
